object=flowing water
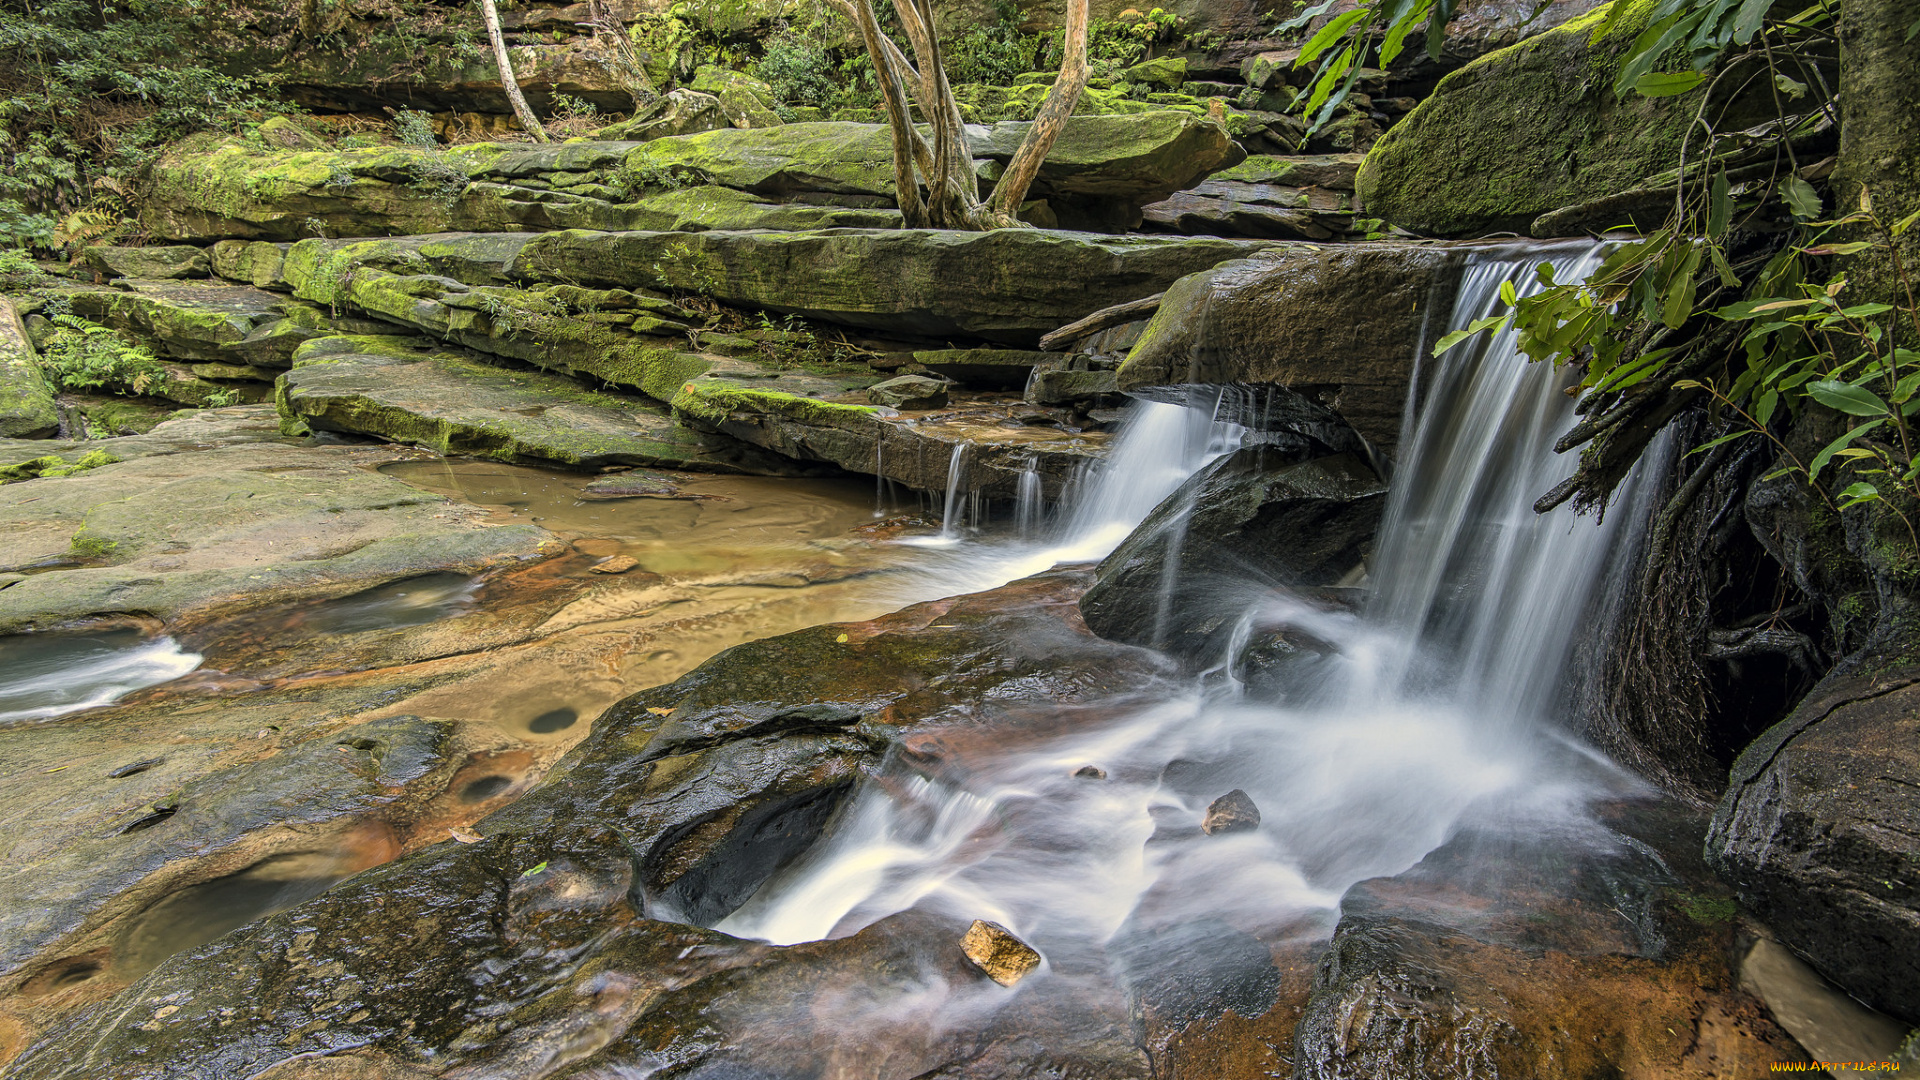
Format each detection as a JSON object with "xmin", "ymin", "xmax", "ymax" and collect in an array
[
  {"xmin": 718, "ymin": 242, "xmax": 1669, "ymax": 954},
  {"xmin": 0, "ymin": 631, "xmax": 203, "ymax": 725}
]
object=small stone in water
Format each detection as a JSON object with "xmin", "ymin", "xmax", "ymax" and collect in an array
[
  {"xmin": 1203, "ymin": 789, "xmax": 1261, "ymax": 835},
  {"xmin": 961, "ymin": 919, "xmax": 1042, "ymax": 986},
  {"xmin": 589, "ymin": 555, "xmax": 640, "ymax": 574},
  {"xmin": 1074, "ymin": 764, "xmax": 1107, "ymax": 780}
]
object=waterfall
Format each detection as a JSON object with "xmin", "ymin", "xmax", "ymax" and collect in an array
[
  {"xmin": 1014, "ymin": 460, "xmax": 1043, "ymax": 538},
  {"xmin": 729, "ymin": 242, "xmax": 1664, "ymax": 951}
]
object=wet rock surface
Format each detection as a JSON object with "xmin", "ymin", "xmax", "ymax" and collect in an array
[
  {"xmin": 0, "ymin": 298, "xmax": 58, "ymax": 439},
  {"xmin": 5, "ymin": 571, "xmax": 1179, "ymax": 1079},
  {"xmin": 1080, "ymin": 450, "xmax": 1386, "ymax": 664},
  {"xmin": 1296, "ymin": 800, "xmax": 1810, "ymax": 1078},
  {"xmin": 1708, "ymin": 659, "xmax": 1920, "ymax": 1021}
]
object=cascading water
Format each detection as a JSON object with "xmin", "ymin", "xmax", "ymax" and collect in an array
[{"xmin": 724, "ymin": 241, "xmax": 1664, "ymax": 958}]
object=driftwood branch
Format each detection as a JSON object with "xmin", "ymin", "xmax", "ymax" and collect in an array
[{"xmin": 1039, "ymin": 292, "xmax": 1165, "ymax": 350}]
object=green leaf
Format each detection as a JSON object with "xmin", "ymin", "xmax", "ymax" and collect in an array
[
  {"xmin": 1707, "ymin": 243, "xmax": 1739, "ymax": 287},
  {"xmin": 1803, "ymin": 241, "xmax": 1875, "ymax": 256},
  {"xmin": 521, "ymin": 861, "xmax": 549, "ymax": 878},
  {"xmin": 1498, "ymin": 278, "xmax": 1518, "ymax": 307},
  {"xmin": 1807, "ymin": 379, "xmax": 1890, "ymax": 417},
  {"xmin": 1808, "ymin": 421, "xmax": 1884, "ymax": 480},
  {"xmin": 1379, "ymin": 0, "xmax": 1431, "ymax": 63},
  {"xmin": 1707, "ymin": 170, "xmax": 1732, "ymax": 237},
  {"xmin": 1836, "ymin": 481, "xmax": 1883, "ymax": 507},
  {"xmin": 1634, "ymin": 70, "xmax": 1707, "ymax": 96},
  {"xmin": 1295, "ymin": 8, "xmax": 1372, "ymax": 66},
  {"xmin": 1661, "ymin": 245, "xmax": 1703, "ymax": 329},
  {"xmin": 1754, "ymin": 389, "xmax": 1779, "ymax": 426},
  {"xmin": 1274, "ymin": 0, "xmax": 1341, "ymax": 32},
  {"xmin": 1431, "ymin": 328, "xmax": 1475, "ymax": 355},
  {"xmin": 1425, "ymin": 0, "xmax": 1454, "ymax": 59},
  {"xmin": 1782, "ymin": 175, "xmax": 1823, "ymax": 220},
  {"xmin": 1687, "ymin": 430, "xmax": 1758, "ymax": 456},
  {"xmin": 1895, "ymin": 208, "xmax": 1920, "ymax": 238},
  {"xmin": 1838, "ymin": 302, "xmax": 1896, "ymax": 318},
  {"xmin": 1894, "ymin": 370, "xmax": 1920, "ymax": 404},
  {"xmin": 1772, "ymin": 73, "xmax": 1807, "ymax": 98},
  {"xmin": 1730, "ymin": 0, "xmax": 1771, "ymax": 42}
]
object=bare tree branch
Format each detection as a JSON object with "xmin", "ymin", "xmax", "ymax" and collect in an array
[{"xmin": 480, "ymin": 0, "xmax": 549, "ymax": 143}]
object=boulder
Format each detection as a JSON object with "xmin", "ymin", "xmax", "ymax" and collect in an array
[
  {"xmin": 1080, "ymin": 451, "xmax": 1386, "ymax": 664},
  {"xmin": 962, "ymin": 919, "xmax": 1044, "ymax": 985},
  {"xmin": 1356, "ymin": 1, "xmax": 1720, "ymax": 236},
  {"xmin": 1026, "ymin": 367, "xmax": 1120, "ymax": 406},
  {"xmin": 1115, "ymin": 242, "xmax": 1466, "ymax": 451},
  {"xmin": 1210, "ymin": 154, "xmax": 1366, "ymax": 191},
  {"xmin": 207, "ymin": 240, "xmax": 288, "ymax": 288},
  {"xmin": 1708, "ymin": 662, "xmax": 1920, "ymax": 1021},
  {"xmin": 276, "ymin": 338, "xmax": 810, "ymax": 474},
  {"xmin": 690, "ymin": 65, "xmax": 785, "ymax": 128},
  {"xmin": 589, "ymin": 88, "xmax": 730, "ymax": 141},
  {"xmin": 1125, "ymin": 56, "xmax": 1188, "ymax": 90},
  {"xmin": 1140, "ymin": 178, "xmax": 1356, "ymax": 240},
  {"xmin": 0, "ymin": 299, "xmax": 58, "ymax": 439},
  {"xmin": 867, "ymin": 374, "xmax": 950, "ymax": 410},
  {"xmin": 79, "ymin": 246, "xmax": 209, "ymax": 281}
]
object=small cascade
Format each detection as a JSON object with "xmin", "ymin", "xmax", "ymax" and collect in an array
[
  {"xmin": 936, "ymin": 442, "xmax": 971, "ymax": 542},
  {"xmin": 1014, "ymin": 460, "xmax": 1043, "ymax": 538},
  {"xmin": 721, "ymin": 241, "xmax": 1674, "ymax": 952},
  {"xmin": 0, "ymin": 631, "xmax": 204, "ymax": 724}
]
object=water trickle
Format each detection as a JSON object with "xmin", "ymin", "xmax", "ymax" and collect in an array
[
  {"xmin": 720, "ymin": 242, "xmax": 1671, "ymax": 952},
  {"xmin": 937, "ymin": 442, "xmax": 971, "ymax": 543},
  {"xmin": 1014, "ymin": 460, "xmax": 1044, "ymax": 538}
]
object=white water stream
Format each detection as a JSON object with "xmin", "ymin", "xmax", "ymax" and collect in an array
[{"xmin": 719, "ymin": 242, "xmax": 1668, "ymax": 954}]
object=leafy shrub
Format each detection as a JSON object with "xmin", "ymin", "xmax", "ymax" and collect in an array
[
  {"xmin": 390, "ymin": 109, "xmax": 438, "ymax": 148},
  {"xmin": 0, "ymin": 248, "xmax": 49, "ymax": 291},
  {"xmin": 755, "ymin": 34, "xmax": 839, "ymax": 108},
  {"xmin": 39, "ymin": 313, "xmax": 170, "ymax": 395}
]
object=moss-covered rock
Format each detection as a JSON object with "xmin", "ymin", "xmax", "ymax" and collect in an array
[
  {"xmin": 277, "ymin": 340, "xmax": 809, "ymax": 474},
  {"xmin": 61, "ymin": 281, "xmax": 286, "ymax": 362},
  {"xmin": 619, "ymin": 185, "xmax": 901, "ymax": 231},
  {"xmin": 1116, "ymin": 242, "xmax": 1467, "ymax": 450},
  {"xmin": 208, "ymin": 239, "xmax": 288, "ymax": 287},
  {"xmin": 79, "ymin": 246, "xmax": 210, "ymax": 281},
  {"xmin": 690, "ymin": 65, "xmax": 784, "ymax": 128},
  {"xmin": 512, "ymin": 227, "xmax": 1278, "ymax": 344},
  {"xmin": 1355, "ymin": 0, "xmax": 1714, "ymax": 236},
  {"xmin": 142, "ymin": 113, "xmax": 1241, "ymax": 242},
  {"xmin": 0, "ymin": 298, "xmax": 59, "ymax": 439}
]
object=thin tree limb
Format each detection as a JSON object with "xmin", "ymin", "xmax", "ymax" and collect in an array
[{"xmin": 480, "ymin": 0, "xmax": 549, "ymax": 143}]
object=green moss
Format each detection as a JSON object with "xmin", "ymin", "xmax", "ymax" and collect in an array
[
  {"xmin": 70, "ymin": 524, "xmax": 119, "ymax": 557},
  {"xmin": 670, "ymin": 380, "xmax": 876, "ymax": 427},
  {"xmin": 1673, "ymin": 892, "xmax": 1738, "ymax": 925},
  {"xmin": 1354, "ymin": 0, "xmax": 1707, "ymax": 235}
]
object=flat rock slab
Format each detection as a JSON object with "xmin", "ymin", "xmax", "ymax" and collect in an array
[
  {"xmin": 512, "ymin": 228, "xmax": 1279, "ymax": 345},
  {"xmin": 141, "ymin": 113, "xmax": 1242, "ymax": 242},
  {"xmin": 278, "ymin": 343, "xmax": 812, "ymax": 475},
  {"xmin": 0, "ymin": 436, "xmax": 558, "ymax": 634},
  {"xmin": 62, "ymin": 281, "xmax": 287, "ymax": 363},
  {"xmin": 0, "ymin": 404, "xmax": 284, "ymax": 475}
]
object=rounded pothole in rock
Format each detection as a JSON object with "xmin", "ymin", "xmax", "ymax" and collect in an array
[
  {"xmin": 19, "ymin": 951, "xmax": 111, "ymax": 998},
  {"xmin": 527, "ymin": 706, "xmax": 579, "ymax": 734},
  {"xmin": 460, "ymin": 775, "xmax": 514, "ymax": 803}
]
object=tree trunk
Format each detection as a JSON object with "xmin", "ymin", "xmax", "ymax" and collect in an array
[
  {"xmin": 480, "ymin": 0, "xmax": 549, "ymax": 144},
  {"xmin": 1835, "ymin": 0, "xmax": 1920, "ymax": 307},
  {"xmin": 833, "ymin": 0, "xmax": 1089, "ymax": 230}
]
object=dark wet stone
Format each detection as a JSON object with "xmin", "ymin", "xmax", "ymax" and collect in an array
[
  {"xmin": 1709, "ymin": 662, "xmax": 1920, "ymax": 1021},
  {"xmin": 1203, "ymin": 789, "xmax": 1261, "ymax": 835},
  {"xmin": 1080, "ymin": 450, "xmax": 1385, "ymax": 666}
]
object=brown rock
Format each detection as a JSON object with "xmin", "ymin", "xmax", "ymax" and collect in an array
[
  {"xmin": 962, "ymin": 919, "xmax": 1042, "ymax": 986},
  {"xmin": 588, "ymin": 555, "xmax": 640, "ymax": 574},
  {"xmin": 1074, "ymin": 765, "xmax": 1107, "ymax": 780},
  {"xmin": 1203, "ymin": 789, "xmax": 1261, "ymax": 835}
]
